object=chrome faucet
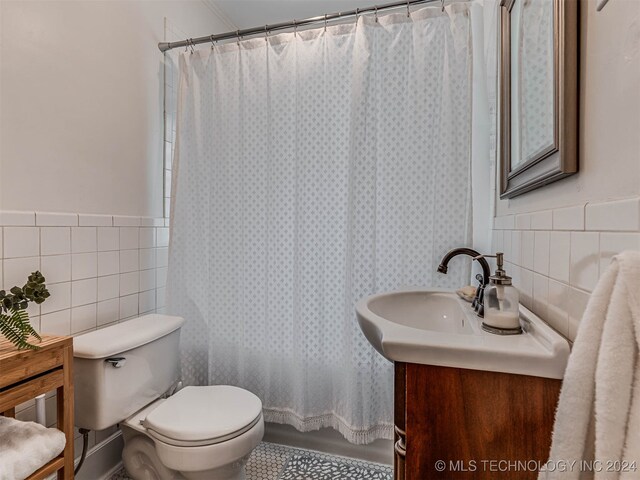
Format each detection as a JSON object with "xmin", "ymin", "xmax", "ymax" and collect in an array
[{"xmin": 437, "ymin": 248, "xmax": 491, "ymax": 317}]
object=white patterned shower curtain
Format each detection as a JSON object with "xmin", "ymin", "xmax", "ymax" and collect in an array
[{"xmin": 168, "ymin": 3, "xmax": 474, "ymax": 444}]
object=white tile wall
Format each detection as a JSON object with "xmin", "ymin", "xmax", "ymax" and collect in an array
[
  {"xmin": 71, "ymin": 278, "xmax": 97, "ymax": 307},
  {"xmin": 40, "ymin": 309, "xmax": 71, "ymax": 336},
  {"xmin": 97, "ymin": 298, "xmax": 119, "ymax": 326},
  {"xmin": 72, "ymin": 252, "xmax": 98, "ymax": 280},
  {"xmin": 41, "ymin": 282, "xmax": 71, "ymax": 315},
  {"xmin": 120, "ymin": 272, "xmax": 139, "ymax": 296},
  {"xmin": 98, "ymin": 251, "xmax": 119, "ymax": 276},
  {"xmin": 120, "ymin": 227, "xmax": 139, "ymax": 250},
  {"xmin": 120, "ymin": 293, "xmax": 139, "ymax": 319},
  {"xmin": 585, "ymin": 198, "xmax": 640, "ymax": 232},
  {"xmin": 97, "ymin": 275, "xmax": 119, "ymax": 301},
  {"xmin": 36, "ymin": 212, "xmax": 78, "ymax": 227},
  {"xmin": 1, "ymin": 210, "xmax": 169, "ymax": 340},
  {"xmin": 79, "ymin": 214, "xmax": 113, "ymax": 227},
  {"xmin": 140, "ymin": 248, "xmax": 156, "ymax": 270},
  {"xmin": 533, "ymin": 231, "xmax": 550, "ymax": 276},
  {"xmin": 521, "ymin": 231, "xmax": 535, "ymax": 270},
  {"xmin": 120, "ymin": 249, "xmax": 139, "ymax": 273},
  {"xmin": 553, "ymin": 205, "xmax": 585, "ymax": 231},
  {"xmin": 548, "ymin": 232, "xmax": 570, "ymax": 283},
  {"xmin": 140, "ymin": 269, "xmax": 156, "ymax": 292},
  {"xmin": 570, "ymin": 232, "xmax": 599, "ymax": 291},
  {"xmin": 4, "ymin": 227, "xmax": 40, "ymax": 258},
  {"xmin": 493, "ymin": 195, "xmax": 640, "ymax": 340},
  {"xmin": 41, "ymin": 227, "xmax": 71, "ymax": 256},
  {"xmin": 72, "ymin": 227, "xmax": 97, "ymax": 253},
  {"xmin": 114, "ymin": 215, "xmax": 142, "ymax": 227},
  {"xmin": 71, "ymin": 304, "xmax": 97, "ymax": 334},
  {"xmin": 4, "ymin": 257, "xmax": 40, "ymax": 289},
  {"xmin": 0, "ymin": 211, "xmax": 35, "ymax": 226},
  {"xmin": 41, "ymin": 255, "xmax": 71, "ymax": 284},
  {"xmin": 139, "ymin": 228, "xmax": 156, "ymax": 249},
  {"xmin": 97, "ymin": 227, "xmax": 120, "ymax": 251}
]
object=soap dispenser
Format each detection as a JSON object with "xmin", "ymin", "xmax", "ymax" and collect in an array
[{"xmin": 475, "ymin": 253, "xmax": 522, "ymax": 335}]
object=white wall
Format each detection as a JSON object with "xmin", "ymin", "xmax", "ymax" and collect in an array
[
  {"xmin": 213, "ymin": 0, "xmax": 376, "ymax": 28},
  {"xmin": 491, "ymin": 0, "xmax": 640, "ymax": 341},
  {"xmin": 0, "ymin": 0, "xmax": 229, "ymax": 217}
]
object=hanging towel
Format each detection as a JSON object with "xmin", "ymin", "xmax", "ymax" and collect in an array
[
  {"xmin": 0, "ymin": 416, "xmax": 66, "ymax": 480},
  {"xmin": 541, "ymin": 251, "xmax": 640, "ymax": 480}
]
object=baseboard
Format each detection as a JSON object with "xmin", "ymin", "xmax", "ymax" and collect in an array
[
  {"xmin": 94, "ymin": 460, "xmax": 124, "ymax": 480},
  {"xmin": 75, "ymin": 431, "xmax": 124, "ymax": 480},
  {"xmin": 263, "ymin": 422, "xmax": 394, "ymax": 465}
]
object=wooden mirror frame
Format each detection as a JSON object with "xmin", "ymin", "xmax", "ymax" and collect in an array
[{"xmin": 499, "ymin": 0, "xmax": 579, "ymax": 199}]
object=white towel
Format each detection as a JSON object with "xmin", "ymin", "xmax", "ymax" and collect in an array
[
  {"xmin": 0, "ymin": 416, "xmax": 66, "ymax": 480},
  {"xmin": 541, "ymin": 251, "xmax": 640, "ymax": 480}
]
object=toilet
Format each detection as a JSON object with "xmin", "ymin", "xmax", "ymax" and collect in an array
[{"xmin": 73, "ymin": 314, "xmax": 264, "ymax": 480}]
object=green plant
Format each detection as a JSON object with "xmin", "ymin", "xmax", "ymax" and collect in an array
[{"xmin": 0, "ymin": 271, "xmax": 50, "ymax": 350}]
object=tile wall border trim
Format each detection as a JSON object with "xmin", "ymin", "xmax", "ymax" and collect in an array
[{"xmin": 0, "ymin": 210, "xmax": 168, "ymax": 228}]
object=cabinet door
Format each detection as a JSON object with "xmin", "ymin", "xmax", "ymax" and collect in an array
[{"xmin": 403, "ymin": 363, "xmax": 560, "ymax": 480}]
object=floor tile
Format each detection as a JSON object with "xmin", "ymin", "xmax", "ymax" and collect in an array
[{"xmin": 109, "ymin": 441, "xmax": 392, "ymax": 480}]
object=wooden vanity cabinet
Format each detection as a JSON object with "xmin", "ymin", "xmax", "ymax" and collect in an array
[
  {"xmin": 394, "ymin": 362, "xmax": 561, "ymax": 480},
  {"xmin": 0, "ymin": 335, "xmax": 74, "ymax": 479}
]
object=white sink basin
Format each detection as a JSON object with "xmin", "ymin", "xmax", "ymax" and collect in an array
[{"xmin": 356, "ymin": 288, "xmax": 570, "ymax": 379}]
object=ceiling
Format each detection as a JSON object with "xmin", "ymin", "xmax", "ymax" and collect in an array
[{"xmin": 209, "ymin": 0, "xmax": 378, "ymax": 29}]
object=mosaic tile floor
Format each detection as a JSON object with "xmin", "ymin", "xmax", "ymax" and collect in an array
[{"xmin": 110, "ymin": 442, "xmax": 393, "ymax": 480}]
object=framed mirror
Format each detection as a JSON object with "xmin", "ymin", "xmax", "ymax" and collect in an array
[{"xmin": 499, "ymin": 0, "xmax": 579, "ymax": 198}]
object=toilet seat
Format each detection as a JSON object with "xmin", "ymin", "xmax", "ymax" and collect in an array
[
  {"xmin": 146, "ymin": 414, "xmax": 262, "ymax": 447},
  {"xmin": 123, "ymin": 409, "xmax": 265, "ymax": 479},
  {"xmin": 142, "ymin": 385, "xmax": 263, "ymax": 447}
]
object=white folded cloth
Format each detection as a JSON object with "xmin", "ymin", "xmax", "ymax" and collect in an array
[
  {"xmin": 541, "ymin": 251, "xmax": 640, "ymax": 480},
  {"xmin": 0, "ymin": 416, "xmax": 66, "ymax": 480}
]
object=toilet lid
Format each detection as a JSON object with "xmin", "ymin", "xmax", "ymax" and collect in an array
[{"xmin": 143, "ymin": 385, "xmax": 263, "ymax": 443}]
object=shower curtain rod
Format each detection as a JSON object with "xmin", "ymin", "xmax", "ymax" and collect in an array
[{"xmin": 158, "ymin": 0, "xmax": 445, "ymax": 52}]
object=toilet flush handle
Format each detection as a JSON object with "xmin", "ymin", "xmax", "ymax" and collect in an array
[{"xmin": 105, "ymin": 357, "xmax": 126, "ymax": 368}]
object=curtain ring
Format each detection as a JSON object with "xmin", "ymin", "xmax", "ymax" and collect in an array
[
  {"xmin": 324, "ymin": 14, "xmax": 328, "ymax": 32},
  {"xmin": 188, "ymin": 38, "xmax": 195, "ymax": 54},
  {"xmin": 355, "ymin": 8, "xmax": 359, "ymax": 23},
  {"xmin": 375, "ymin": 6, "xmax": 379, "ymax": 23},
  {"xmin": 210, "ymin": 35, "xmax": 216, "ymax": 50},
  {"xmin": 293, "ymin": 19, "xmax": 297, "ymax": 36},
  {"xmin": 264, "ymin": 25, "xmax": 269, "ymax": 42},
  {"xmin": 441, "ymin": 0, "xmax": 445, "ymax": 12},
  {"xmin": 407, "ymin": 1, "xmax": 411, "ymax": 17},
  {"xmin": 236, "ymin": 30, "xmax": 241, "ymax": 46}
]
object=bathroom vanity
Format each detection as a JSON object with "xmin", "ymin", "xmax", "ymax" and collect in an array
[
  {"xmin": 393, "ymin": 362, "xmax": 560, "ymax": 480},
  {"xmin": 355, "ymin": 289, "xmax": 570, "ymax": 480}
]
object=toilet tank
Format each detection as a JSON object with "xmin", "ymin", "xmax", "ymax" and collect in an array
[{"xmin": 73, "ymin": 314, "xmax": 186, "ymax": 431}]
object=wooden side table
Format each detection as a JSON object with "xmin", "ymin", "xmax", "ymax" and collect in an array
[{"xmin": 0, "ymin": 335, "xmax": 74, "ymax": 479}]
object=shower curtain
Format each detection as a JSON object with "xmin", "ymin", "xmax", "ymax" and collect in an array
[{"xmin": 168, "ymin": 2, "xmax": 473, "ymax": 444}]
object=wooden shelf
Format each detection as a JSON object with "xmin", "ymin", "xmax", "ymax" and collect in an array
[
  {"xmin": 0, "ymin": 335, "xmax": 75, "ymax": 479},
  {"xmin": 27, "ymin": 456, "xmax": 65, "ymax": 480}
]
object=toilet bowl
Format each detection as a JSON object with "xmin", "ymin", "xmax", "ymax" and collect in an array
[
  {"xmin": 121, "ymin": 386, "xmax": 264, "ymax": 480},
  {"xmin": 122, "ymin": 385, "xmax": 264, "ymax": 480},
  {"xmin": 73, "ymin": 315, "xmax": 264, "ymax": 480}
]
